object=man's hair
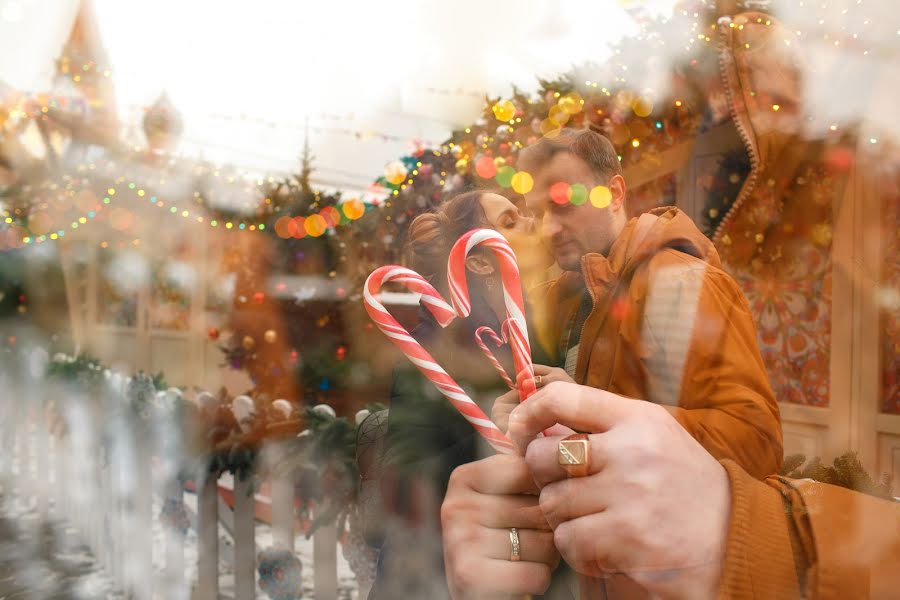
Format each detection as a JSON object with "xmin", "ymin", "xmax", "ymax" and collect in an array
[{"xmin": 518, "ymin": 127, "xmax": 623, "ymax": 182}]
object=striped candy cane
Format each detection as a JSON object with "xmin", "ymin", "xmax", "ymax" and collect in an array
[
  {"xmin": 474, "ymin": 326, "xmax": 515, "ymax": 390},
  {"xmin": 448, "ymin": 230, "xmax": 537, "ymax": 403},
  {"xmin": 364, "ymin": 265, "xmax": 515, "ymax": 454}
]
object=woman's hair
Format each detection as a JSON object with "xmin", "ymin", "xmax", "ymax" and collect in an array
[{"xmin": 405, "ymin": 190, "xmax": 490, "ymax": 291}]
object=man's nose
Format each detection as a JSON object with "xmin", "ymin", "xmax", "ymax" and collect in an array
[{"xmin": 541, "ymin": 213, "xmax": 561, "ymax": 240}]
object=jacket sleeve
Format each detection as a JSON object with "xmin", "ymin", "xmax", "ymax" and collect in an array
[
  {"xmin": 639, "ymin": 252, "xmax": 783, "ymax": 479},
  {"xmin": 718, "ymin": 459, "xmax": 900, "ymax": 599}
]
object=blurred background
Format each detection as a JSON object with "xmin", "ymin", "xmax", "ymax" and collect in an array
[{"xmin": 0, "ymin": 0, "xmax": 898, "ymax": 598}]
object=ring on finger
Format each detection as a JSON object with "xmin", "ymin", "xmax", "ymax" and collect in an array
[
  {"xmin": 509, "ymin": 527, "xmax": 521, "ymax": 562},
  {"xmin": 558, "ymin": 433, "xmax": 590, "ymax": 478}
]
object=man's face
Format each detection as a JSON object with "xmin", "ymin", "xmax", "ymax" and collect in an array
[{"xmin": 524, "ymin": 152, "xmax": 619, "ymax": 272}]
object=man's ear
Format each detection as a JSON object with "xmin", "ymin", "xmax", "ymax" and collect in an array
[
  {"xmin": 608, "ymin": 174, "xmax": 626, "ymax": 212},
  {"xmin": 465, "ymin": 254, "xmax": 495, "ymax": 276}
]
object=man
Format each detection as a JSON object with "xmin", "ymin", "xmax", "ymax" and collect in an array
[
  {"xmin": 496, "ymin": 127, "xmax": 782, "ymax": 479},
  {"xmin": 443, "ymin": 383, "xmax": 900, "ymax": 599}
]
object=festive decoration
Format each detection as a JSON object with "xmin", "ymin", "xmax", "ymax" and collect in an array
[
  {"xmin": 474, "ymin": 326, "xmax": 515, "ymax": 390},
  {"xmin": 448, "ymin": 229, "xmax": 536, "ymax": 402},
  {"xmin": 364, "ymin": 265, "xmax": 514, "ymax": 453},
  {"xmin": 257, "ymin": 549, "xmax": 303, "ymax": 600},
  {"xmin": 780, "ymin": 452, "xmax": 893, "ymax": 501},
  {"xmin": 159, "ymin": 497, "xmax": 191, "ymax": 535}
]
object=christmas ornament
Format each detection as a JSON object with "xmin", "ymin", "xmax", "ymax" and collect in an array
[
  {"xmin": 208, "ymin": 327, "xmax": 220, "ymax": 341},
  {"xmin": 384, "ymin": 161, "xmax": 407, "ymax": 185},
  {"xmin": 492, "ymin": 99, "xmax": 516, "ymax": 122},
  {"xmin": 475, "ymin": 155, "xmax": 497, "ymax": 179},
  {"xmin": 258, "ymin": 549, "xmax": 303, "ymax": 600},
  {"xmin": 264, "ymin": 329, "xmax": 277, "ymax": 344},
  {"xmin": 242, "ymin": 335, "xmax": 256, "ymax": 351},
  {"xmin": 159, "ymin": 497, "xmax": 191, "ymax": 535}
]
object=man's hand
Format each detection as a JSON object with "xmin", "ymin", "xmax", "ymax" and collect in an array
[
  {"xmin": 508, "ymin": 382, "xmax": 731, "ymax": 599},
  {"xmin": 491, "ymin": 364, "xmax": 574, "ymax": 433},
  {"xmin": 441, "ymin": 454, "xmax": 560, "ymax": 599}
]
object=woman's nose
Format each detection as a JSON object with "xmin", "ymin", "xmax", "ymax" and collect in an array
[{"xmin": 520, "ymin": 215, "xmax": 536, "ymax": 234}]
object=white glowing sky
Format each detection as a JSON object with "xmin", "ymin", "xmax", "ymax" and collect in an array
[
  {"xmin": 0, "ymin": 0, "xmax": 681, "ymax": 189},
  {"xmin": 1, "ymin": 0, "xmax": 898, "ymax": 192}
]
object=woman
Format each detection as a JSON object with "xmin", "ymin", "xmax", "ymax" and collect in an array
[{"xmin": 367, "ymin": 190, "xmax": 560, "ymax": 599}]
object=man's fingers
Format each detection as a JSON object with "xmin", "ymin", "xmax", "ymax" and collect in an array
[
  {"xmin": 537, "ymin": 476, "xmax": 611, "ymax": 529},
  {"xmin": 471, "ymin": 493, "xmax": 549, "ymax": 530},
  {"xmin": 508, "ymin": 382, "xmax": 630, "ymax": 451},
  {"xmin": 524, "ymin": 433, "xmax": 608, "ymax": 488},
  {"xmin": 553, "ymin": 512, "xmax": 617, "ymax": 578},
  {"xmin": 450, "ymin": 453, "xmax": 540, "ymax": 495}
]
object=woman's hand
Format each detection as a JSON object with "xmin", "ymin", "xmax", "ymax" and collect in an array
[
  {"xmin": 531, "ymin": 364, "xmax": 574, "ymax": 388},
  {"xmin": 441, "ymin": 454, "xmax": 560, "ymax": 599},
  {"xmin": 491, "ymin": 365, "xmax": 574, "ymax": 433}
]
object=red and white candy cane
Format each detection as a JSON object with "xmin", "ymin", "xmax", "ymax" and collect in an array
[
  {"xmin": 474, "ymin": 326, "xmax": 515, "ymax": 390},
  {"xmin": 364, "ymin": 265, "xmax": 515, "ymax": 454},
  {"xmin": 448, "ymin": 229, "xmax": 537, "ymax": 403}
]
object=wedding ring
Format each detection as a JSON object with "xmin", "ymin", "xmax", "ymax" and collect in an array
[
  {"xmin": 509, "ymin": 527, "xmax": 521, "ymax": 561},
  {"xmin": 534, "ymin": 375, "xmax": 543, "ymax": 387},
  {"xmin": 558, "ymin": 433, "xmax": 590, "ymax": 478}
]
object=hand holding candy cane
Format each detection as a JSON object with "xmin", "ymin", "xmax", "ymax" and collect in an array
[
  {"xmin": 448, "ymin": 229, "xmax": 537, "ymax": 403},
  {"xmin": 364, "ymin": 265, "xmax": 515, "ymax": 454}
]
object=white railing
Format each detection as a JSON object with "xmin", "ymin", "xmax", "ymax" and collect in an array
[{"xmin": 0, "ymin": 367, "xmax": 344, "ymax": 600}]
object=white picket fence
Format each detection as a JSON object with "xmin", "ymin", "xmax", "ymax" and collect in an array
[{"xmin": 0, "ymin": 366, "xmax": 344, "ymax": 600}]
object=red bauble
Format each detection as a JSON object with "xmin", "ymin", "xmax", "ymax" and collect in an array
[
  {"xmin": 252, "ymin": 291, "xmax": 265, "ymax": 304},
  {"xmin": 208, "ymin": 327, "xmax": 220, "ymax": 341}
]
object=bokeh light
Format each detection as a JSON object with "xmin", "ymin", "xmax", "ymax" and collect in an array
[
  {"xmin": 550, "ymin": 182, "xmax": 571, "ymax": 205},
  {"xmin": 510, "ymin": 171, "xmax": 533, "ymax": 195},
  {"xmin": 590, "ymin": 185, "xmax": 612, "ymax": 209}
]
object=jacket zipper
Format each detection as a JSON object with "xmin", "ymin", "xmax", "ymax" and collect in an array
[
  {"xmin": 574, "ymin": 254, "xmax": 598, "ymax": 383},
  {"xmin": 713, "ymin": 18, "xmax": 761, "ymax": 245}
]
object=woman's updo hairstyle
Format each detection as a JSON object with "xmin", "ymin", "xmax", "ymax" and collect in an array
[{"xmin": 405, "ymin": 190, "xmax": 490, "ymax": 292}]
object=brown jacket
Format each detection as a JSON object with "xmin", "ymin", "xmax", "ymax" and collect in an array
[
  {"xmin": 531, "ymin": 206, "xmax": 783, "ymax": 480},
  {"xmin": 719, "ymin": 460, "xmax": 900, "ymax": 599}
]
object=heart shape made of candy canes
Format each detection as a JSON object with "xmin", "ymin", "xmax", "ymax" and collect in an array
[
  {"xmin": 363, "ymin": 265, "xmax": 515, "ymax": 454},
  {"xmin": 474, "ymin": 325, "xmax": 515, "ymax": 390}
]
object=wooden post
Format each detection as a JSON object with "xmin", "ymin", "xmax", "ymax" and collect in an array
[
  {"xmin": 195, "ymin": 471, "xmax": 219, "ymax": 600},
  {"xmin": 36, "ymin": 391, "xmax": 49, "ymax": 519},
  {"xmin": 267, "ymin": 442, "xmax": 295, "ymax": 552},
  {"xmin": 313, "ymin": 519, "xmax": 338, "ymax": 599},
  {"xmin": 232, "ymin": 474, "xmax": 257, "ymax": 600},
  {"xmin": 132, "ymin": 431, "xmax": 154, "ymax": 600},
  {"xmin": 163, "ymin": 478, "xmax": 186, "ymax": 599},
  {"xmin": 0, "ymin": 375, "xmax": 11, "ymax": 480}
]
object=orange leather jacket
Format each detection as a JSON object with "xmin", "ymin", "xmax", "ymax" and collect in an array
[
  {"xmin": 719, "ymin": 460, "xmax": 900, "ymax": 598},
  {"xmin": 531, "ymin": 206, "xmax": 783, "ymax": 479}
]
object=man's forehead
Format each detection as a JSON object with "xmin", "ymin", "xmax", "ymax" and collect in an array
[{"xmin": 531, "ymin": 151, "xmax": 593, "ymax": 184}]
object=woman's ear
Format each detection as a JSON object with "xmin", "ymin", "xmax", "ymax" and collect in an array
[{"xmin": 465, "ymin": 254, "xmax": 495, "ymax": 276}]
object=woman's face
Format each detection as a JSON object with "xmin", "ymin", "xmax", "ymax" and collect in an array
[
  {"xmin": 478, "ymin": 193, "xmax": 552, "ymax": 280},
  {"xmin": 478, "ymin": 193, "xmax": 535, "ymax": 236}
]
